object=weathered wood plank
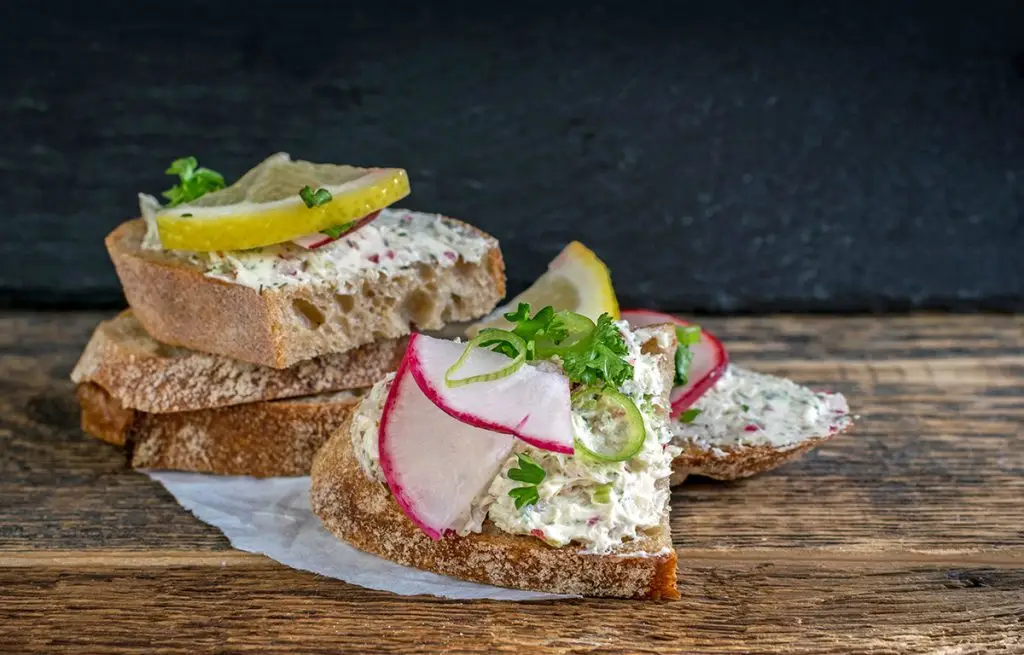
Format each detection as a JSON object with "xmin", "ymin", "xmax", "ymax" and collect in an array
[
  {"xmin": 0, "ymin": 313, "xmax": 1021, "ymax": 556},
  {"xmin": 0, "ymin": 312, "xmax": 1021, "ymax": 653},
  {"xmin": 0, "ymin": 563, "xmax": 1020, "ymax": 654}
]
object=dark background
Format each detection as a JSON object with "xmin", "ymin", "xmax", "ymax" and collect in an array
[{"xmin": 1, "ymin": 1, "xmax": 1021, "ymax": 312}]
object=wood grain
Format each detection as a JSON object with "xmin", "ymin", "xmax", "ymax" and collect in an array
[{"xmin": 0, "ymin": 311, "xmax": 1022, "ymax": 654}]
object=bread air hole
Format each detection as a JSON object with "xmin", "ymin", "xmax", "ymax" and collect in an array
[
  {"xmin": 335, "ymin": 293, "xmax": 355, "ymax": 313},
  {"xmin": 292, "ymin": 299, "xmax": 326, "ymax": 329},
  {"xmin": 402, "ymin": 289, "xmax": 436, "ymax": 325}
]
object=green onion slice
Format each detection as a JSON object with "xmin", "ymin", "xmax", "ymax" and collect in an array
[
  {"xmin": 571, "ymin": 384, "xmax": 647, "ymax": 462},
  {"xmin": 533, "ymin": 311, "xmax": 596, "ymax": 359},
  {"xmin": 445, "ymin": 328, "xmax": 527, "ymax": 388},
  {"xmin": 591, "ymin": 483, "xmax": 613, "ymax": 504}
]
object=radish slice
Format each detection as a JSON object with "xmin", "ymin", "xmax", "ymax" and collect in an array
[
  {"xmin": 291, "ymin": 233, "xmax": 337, "ymax": 249},
  {"xmin": 291, "ymin": 210, "xmax": 382, "ymax": 249},
  {"xmin": 407, "ymin": 334, "xmax": 575, "ymax": 454},
  {"xmin": 620, "ymin": 309, "xmax": 729, "ymax": 417},
  {"xmin": 379, "ymin": 358, "xmax": 515, "ymax": 539}
]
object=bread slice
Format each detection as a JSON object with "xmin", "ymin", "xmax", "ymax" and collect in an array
[
  {"xmin": 311, "ymin": 325, "xmax": 680, "ymax": 599},
  {"xmin": 71, "ymin": 311, "xmax": 405, "ymax": 413},
  {"xmin": 78, "ymin": 382, "xmax": 363, "ymax": 477},
  {"xmin": 106, "ymin": 212, "xmax": 506, "ymax": 369},
  {"xmin": 669, "ymin": 365, "xmax": 854, "ymax": 483}
]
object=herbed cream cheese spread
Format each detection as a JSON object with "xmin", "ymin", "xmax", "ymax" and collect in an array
[
  {"xmin": 672, "ymin": 364, "xmax": 851, "ymax": 453},
  {"xmin": 351, "ymin": 323, "xmax": 680, "ymax": 555},
  {"xmin": 140, "ymin": 203, "xmax": 494, "ymax": 292}
]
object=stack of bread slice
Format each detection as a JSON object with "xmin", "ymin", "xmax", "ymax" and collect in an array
[{"xmin": 73, "ymin": 210, "xmax": 506, "ymax": 476}]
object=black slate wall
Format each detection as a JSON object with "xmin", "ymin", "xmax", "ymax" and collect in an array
[{"xmin": 1, "ymin": 0, "xmax": 1021, "ymax": 311}]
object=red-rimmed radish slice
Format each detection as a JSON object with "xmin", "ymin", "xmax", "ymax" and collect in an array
[
  {"xmin": 379, "ymin": 358, "xmax": 515, "ymax": 540},
  {"xmin": 291, "ymin": 210, "xmax": 382, "ymax": 249},
  {"xmin": 407, "ymin": 333, "xmax": 574, "ymax": 454},
  {"xmin": 621, "ymin": 309, "xmax": 729, "ymax": 417}
]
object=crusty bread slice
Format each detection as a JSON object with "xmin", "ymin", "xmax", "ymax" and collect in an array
[
  {"xmin": 77, "ymin": 382, "xmax": 363, "ymax": 477},
  {"xmin": 106, "ymin": 216, "xmax": 506, "ymax": 369},
  {"xmin": 670, "ymin": 435, "xmax": 834, "ymax": 484},
  {"xmin": 311, "ymin": 325, "xmax": 680, "ymax": 599},
  {"xmin": 71, "ymin": 311, "xmax": 405, "ymax": 413},
  {"xmin": 669, "ymin": 366, "xmax": 854, "ymax": 483}
]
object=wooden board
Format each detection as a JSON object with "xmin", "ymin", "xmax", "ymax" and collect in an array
[{"xmin": 0, "ymin": 311, "xmax": 1021, "ymax": 654}]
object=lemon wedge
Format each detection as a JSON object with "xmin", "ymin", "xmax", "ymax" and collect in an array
[
  {"xmin": 468, "ymin": 241, "xmax": 619, "ymax": 335},
  {"xmin": 144, "ymin": 153, "xmax": 410, "ymax": 252}
]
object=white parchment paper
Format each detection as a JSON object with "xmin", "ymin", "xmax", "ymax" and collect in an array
[{"xmin": 146, "ymin": 471, "xmax": 568, "ymax": 601}]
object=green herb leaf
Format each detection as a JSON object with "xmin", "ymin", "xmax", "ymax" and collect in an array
[
  {"xmin": 507, "ymin": 453, "xmax": 546, "ymax": 485},
  {"xmin": 299, "ymin": 185, "xmax": 333, "ymax": 208},
  {"xmin": 161, "ymin": 156, "xmax": 226, "ymax": 207},
  {"xmin": 508, "ymin": 485, "xmax": 540, "ymax": 510},
  {"xmin": 501, "ymin": 302, "xmax": 565, "ymax": 356},
  {"xmin": 560, "ymin": 313, "xmax": 633, "ymax": 387},
  {"xmin": 674, "ymin": 344, "xmax": 693, "ymax": 386},
  {"xmin": 673, "ymin": 325, "xmax": 702, "ymax": 386},
  {"xmin": 507, "ymin": 453, "xmax": 546, "ymax": 509},
  {"xmin": 165, "ymin": 156, "xmax": 197, "ymax": 178},
  {"xmin": 485, "ymin": 303, "xmax": 633, "ymax": 388},
  {"xmin": 741, "ymin": 404, "xmax": 750, "ymax": 412},
  {"xmin": 679, "ymin": 408, "xmax": 703, "ymax": 423}
]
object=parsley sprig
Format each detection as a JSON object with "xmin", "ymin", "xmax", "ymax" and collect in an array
[
  {"xmin": 507, "ymin": 453, "xmax": 546, "ymax": 509},
  {"xmin": 561, "ymin": 313, "xmax": 633, "ymax": 388},
  {"xmin": 491, "ymin": 303, "xmax": 633, "ymax": 388},
  {"xmin": 162, "ymin": 157, "xmax": 225, "ymax": 207}
]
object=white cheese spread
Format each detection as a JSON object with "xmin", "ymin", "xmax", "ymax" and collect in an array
[
  {"xmin": 672, "ymin": 364, "xmax": 852, "ymax": 451},
  {"xmin": 350, "ymin": 323, "xmax": 679, "ymax": 555},
  {"xmin": 139, "ymin": 204, "xmax": 494, "ymax": 292}
]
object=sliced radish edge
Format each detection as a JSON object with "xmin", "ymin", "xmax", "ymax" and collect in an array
[
  {"xmin": 407, "ymin": 334, "xmax": 575, "ymax": 455},
  {"xmin": 291, "ymin": 210, "xmax": 382, "ymax": 250},
  {"xmin": 378, "ymin": 357, "xmax": 444, "ymax": 539}
]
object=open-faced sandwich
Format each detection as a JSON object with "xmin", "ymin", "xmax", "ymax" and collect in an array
[
  {"xmin": 620, "ymin": 310, "xmax": 853, "ymax": 483},
  {"xmin": 312, "ymin": 304, "xmax": 684, "ymax": 598},
  {"xmin": 73, "ymin": 154, "xmax": 506, "ymax": 476},
  {"xmin": 312, "ymin": 244, "xmax": 854, "ymax": 599}
]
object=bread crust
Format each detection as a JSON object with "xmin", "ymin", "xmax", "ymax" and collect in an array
[
  {"xmin": 77, "ymin": 382, "xmax": 362, "ymax": 477},
  {"xmin": 71, "ymin": 311, "xmax": 406, "ymax": 413},
  {"xmin": 310, "ymin": 324, "xmax": 681, "ymax": 599},
  {"xmin": 670, "ymin": 425, "xmax": 852, "ymax": 484},
  {"xmin": 106, "ymin": 218, "xmax": 506, "ymax": 369},
  {"xmin": 311, "ymin": 415, "xmax": 679, "ymax": 599},
  {"xmin": 77, "ymin": 382, "xmax": 136, "ymax": 447}
]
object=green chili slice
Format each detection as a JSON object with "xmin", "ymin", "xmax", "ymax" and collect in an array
[{"xmin": 571, "ymin": 384, "xmax": 647, "ymax": 462}]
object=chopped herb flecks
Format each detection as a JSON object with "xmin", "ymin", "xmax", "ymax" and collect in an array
[{"xmin": 299, "ymin": 185, "xmax": 333, "ymax": 208}]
